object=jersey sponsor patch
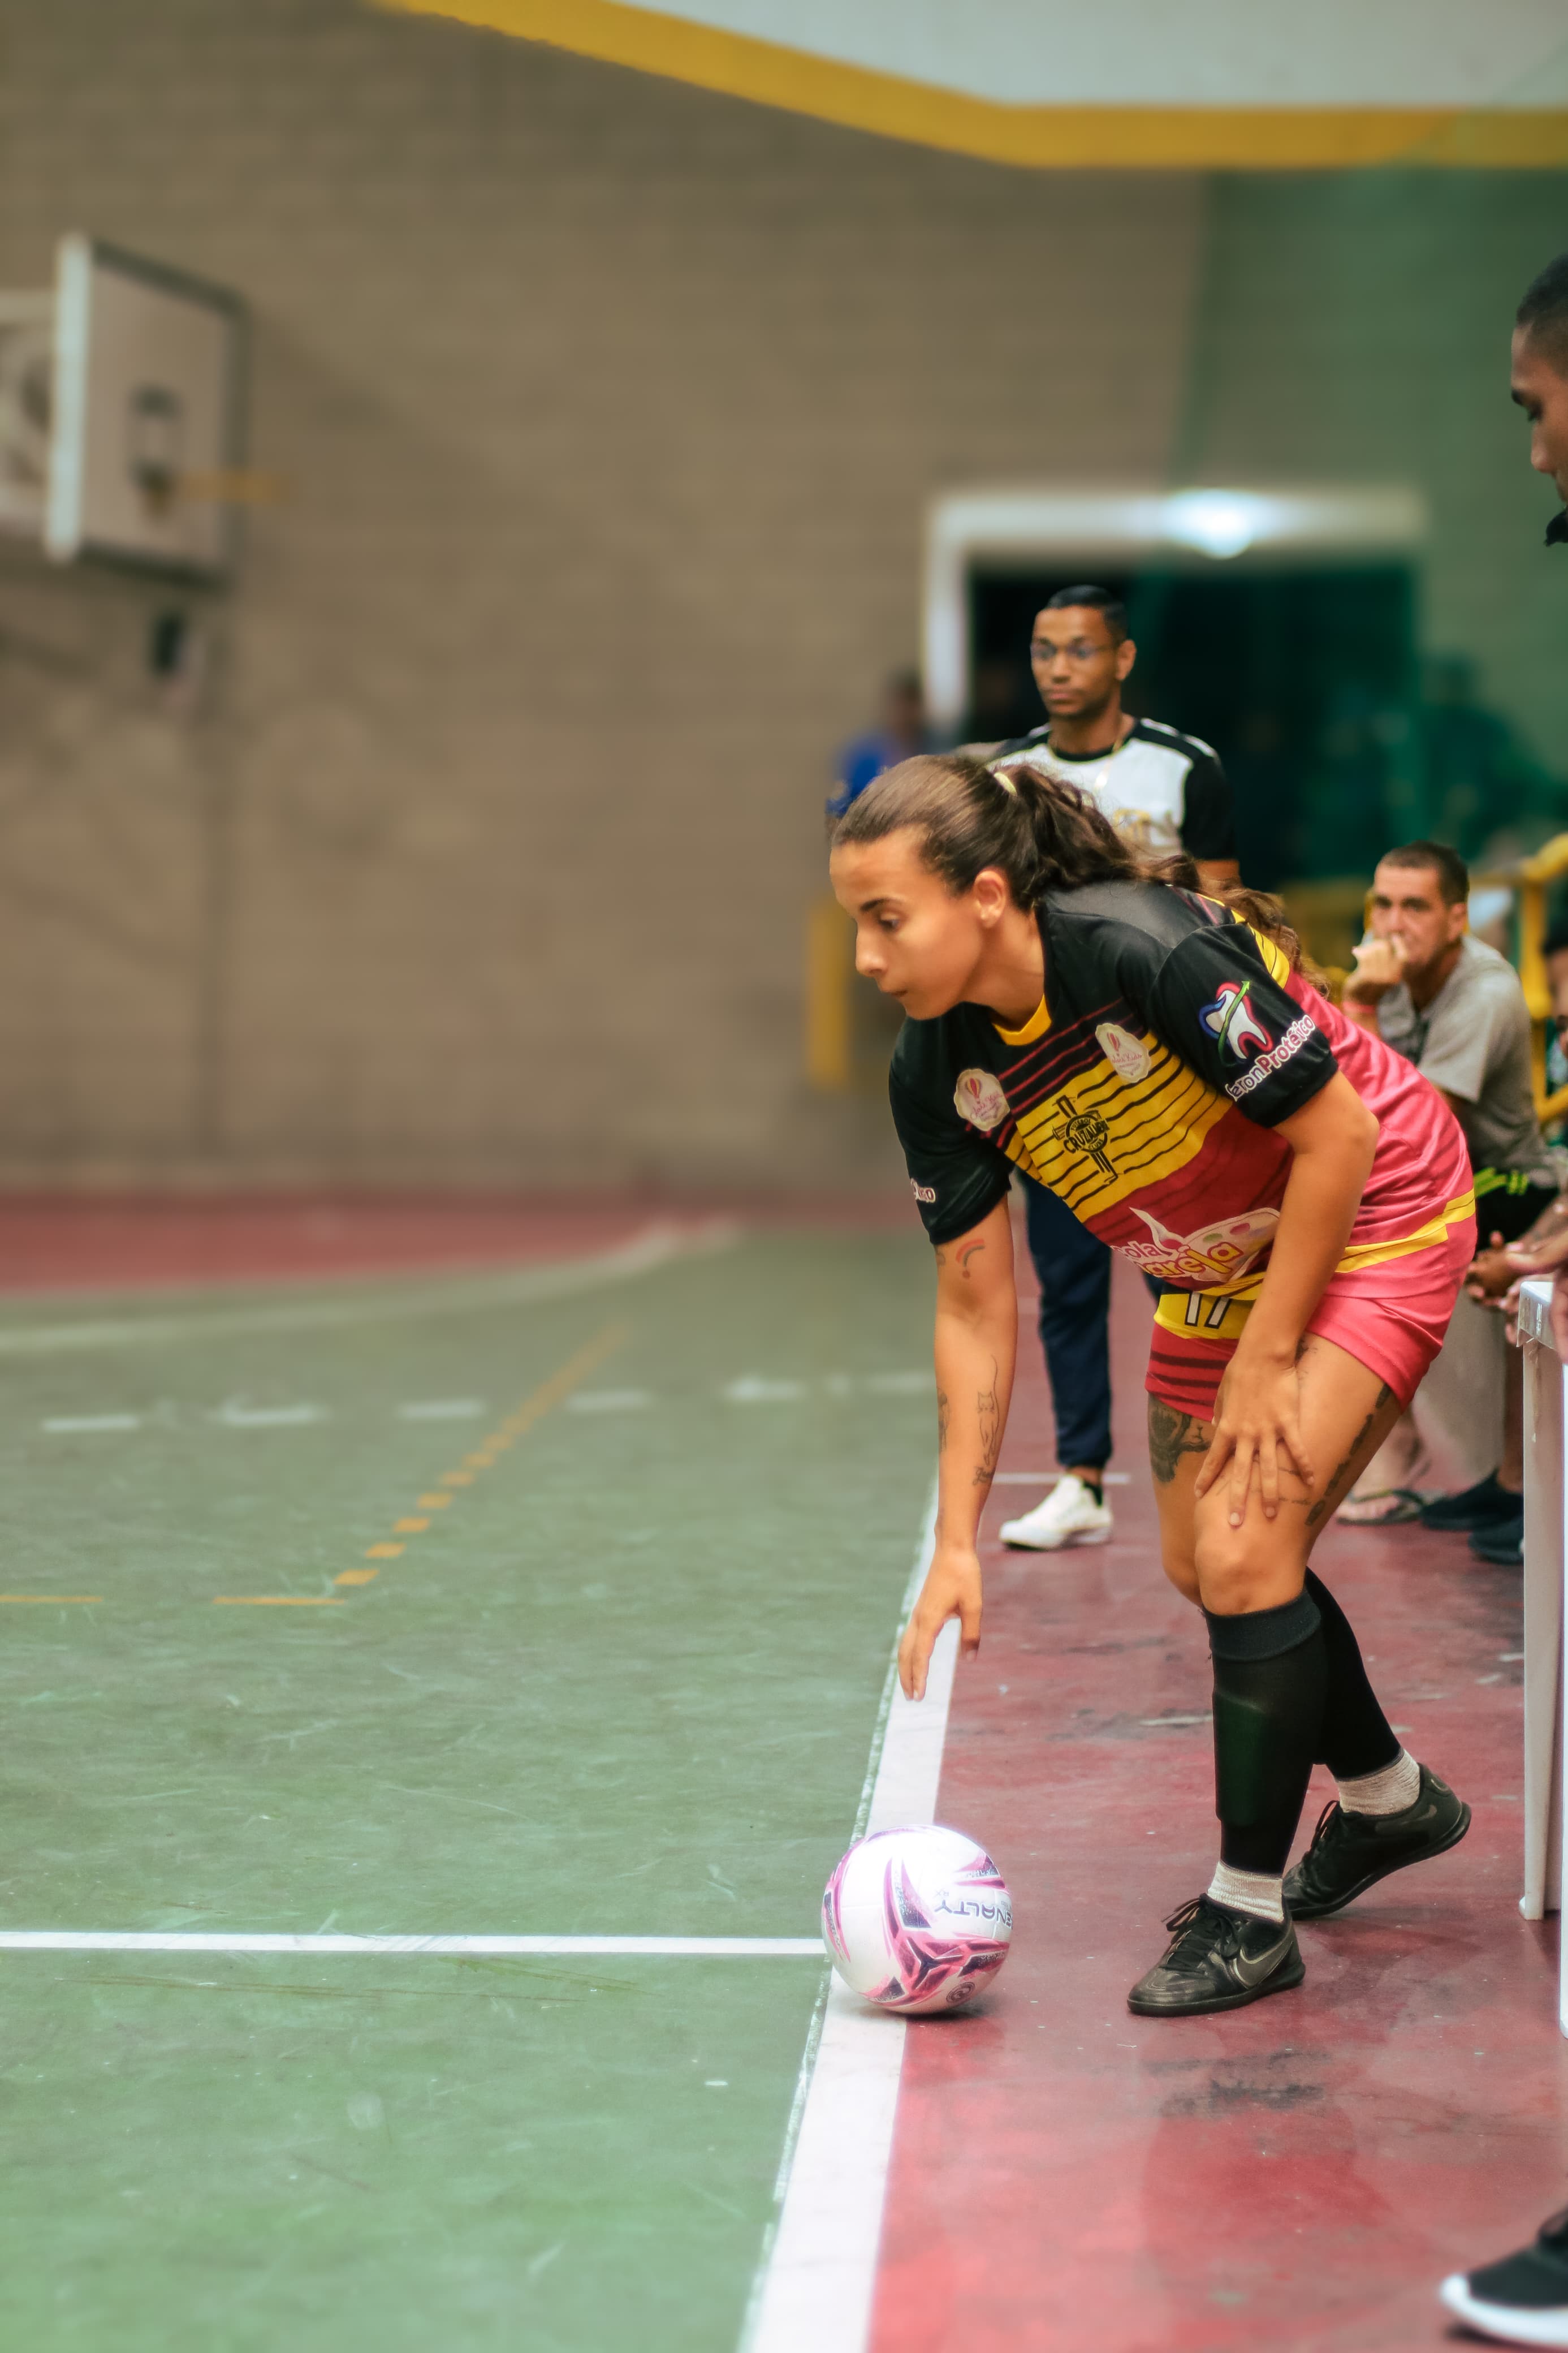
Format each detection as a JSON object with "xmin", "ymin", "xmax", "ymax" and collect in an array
[
  {"xmin": 954, "ymin": 1069, "xmax": 1009, "ymax": 1132},
  {"xmin": 1095, "ymin": 1021, "xmax": 1152, "ymax": 1085},
  {"xmin": 1225, "ymin": 1013, "xmax": 1316, "ymax": 1104},
  {"xmin": 1121, "ymin": 1204, "xmax": 1280, "ymax": 1286},
  {"xmin": 910, "ymin": 1179, "xmax": 937, "ymax": 1204},
  {"xmin": 1200, "ymin": 979, "xmax": 1273, "ymax": 1062}
]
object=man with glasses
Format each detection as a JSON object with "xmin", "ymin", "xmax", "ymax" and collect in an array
[{"xmin": 983, "ymin": 584, "xmax": 1240, "ymax": 1553}]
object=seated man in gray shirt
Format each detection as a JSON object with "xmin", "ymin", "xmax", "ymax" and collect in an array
[{"xmin": 1344, "ymin": 838, "xmax": 1558, "ymax": 1562}]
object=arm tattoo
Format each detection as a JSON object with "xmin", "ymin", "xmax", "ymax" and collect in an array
[
  {"xmin": 936, "ymin": 1387, "xmax": 951, "ymax": 1450},
  {"xmin": 1147, "ymin": 1398, "xmax": 1211, "ymax": 1485},
  {"xmin": 957, "ymin": 1241, "xmax": 985, "ymax": 1279},
  {"xmin": 973, "ymin": 1361, "xmax": 1002, "ymax": 1488}
]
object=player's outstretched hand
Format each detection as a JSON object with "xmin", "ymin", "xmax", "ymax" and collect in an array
[
  {"xmin": 898, "ymin": 1542, "xmax": 982, "ymax": 1701},
  {"xmin": 1194, "ymin": 1356, "xmax": 1312, "ymax": 1528}
]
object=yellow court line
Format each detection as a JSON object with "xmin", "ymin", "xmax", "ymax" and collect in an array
[
  {"xmin": 329, "ymin": 1320, "xmax": 631, "ymax": 1602},
  {"xmin": 0, "ymin": 1594, "xmax": 102, "ymax": 1604},
  {"xmin": 215, "ymin": 1322, "xmax": 631, "ymax": 1609},
  {"xmin": 374, "ymin": 0, "xmax": 1568, "ymax": 171}
]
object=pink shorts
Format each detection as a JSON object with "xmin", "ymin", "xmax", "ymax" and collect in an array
[{"xmin": 1145, "ymin": 1208, "xmax": 1476, "ymax": 1424}]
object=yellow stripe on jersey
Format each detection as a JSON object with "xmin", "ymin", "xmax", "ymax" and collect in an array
[
  {"xmin": 1152, "ymin": 1288, "xmax": 1256, "ymax": 1347},
  {"xmin": 1152, "ymin": 1188, "xmax": 1477, "ymax": 1345},
  {"xmin": 1000, "ymin": 1035, "xmax": 1231, "ymax": 1218},
  {"xmin": 1243, "ymin": 923, "xmax": 1292, "ymax": 989},
  {"xmin": 992, "ymin": 912, "xmax": 1296, "ymax": 1218},
  {"xmin": 1334, "ymin": 1189, "xmax": 1476, "ymax": 1270}
]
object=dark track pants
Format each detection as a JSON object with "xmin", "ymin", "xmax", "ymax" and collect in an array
[{"xmin": 1023, "ymin": 1176, "xmax": 1115, "ymax": 1473}]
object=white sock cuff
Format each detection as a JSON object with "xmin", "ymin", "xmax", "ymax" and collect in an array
[
  {"xmin": 1335, "ymin": 1747, "xmax": 1420, "ymax": 1817},
  {"xmin": 1207, "ymin": 1861, "xmax": 1285, "ymax": 1924}
]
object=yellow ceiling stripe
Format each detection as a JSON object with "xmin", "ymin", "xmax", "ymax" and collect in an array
[{"xmin": 374, "ymin": 0, "xmax": 1568, "ymax": 169}]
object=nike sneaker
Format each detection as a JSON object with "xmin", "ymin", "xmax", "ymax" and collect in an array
[
  {"xmin": 1126, "ymin": 1894, "xmax": 1303, "ymax": 2017},
  {"xmin": 999, "ymin": 1473, "xmax": 1112, "ymax": 1552},
  {"xmin": 1283, "ymin": 1762, "xmax": 1470, "ymax": 1920},
  {"xmin": 1440, "ymin": 2208, "xmax": 1568, "ymax": 2346}
]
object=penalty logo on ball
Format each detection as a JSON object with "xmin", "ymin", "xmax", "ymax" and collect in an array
[{"xmin": 821, "ymin": 1825, "xmax": 1012, "ymax": 2014}]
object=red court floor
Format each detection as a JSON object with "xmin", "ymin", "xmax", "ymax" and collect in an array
[
  {"xmin": 0, "ymin": 1192, "xmax": 909, "ymax": 1294},
  {"xmin": 875, "ymin": 1255, "xmax": 1562, "ymax": 2352}
]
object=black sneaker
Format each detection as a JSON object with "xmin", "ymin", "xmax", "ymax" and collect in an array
[
  {"xmin": 1126, "ymin": 1894, "xmax": 1303, "ymax": 2017},
  {"xmin": 1440, "ymin": 2207, "xmax": 1568, "ymax": 2345},
  {"xmin": 1420, "ymin": 1472, "xmax": 1520, "ymax": 1532},
  {"xmin": 1472, "ymin": 1514, "xmax": 1524, "ymax": 1568},
  {"xmin": 1282, "ymin": 1762, "xmax": 1470, "ymax": 1920}
]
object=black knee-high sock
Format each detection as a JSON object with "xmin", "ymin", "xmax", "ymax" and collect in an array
[
  {"xmin": 1206, "ymin": 1592, "xmax": 1327, "ymax": 1878},
  {"xmin": 1303, "ymin": 1568, "xmax": 1401, "ymax": 1779}
]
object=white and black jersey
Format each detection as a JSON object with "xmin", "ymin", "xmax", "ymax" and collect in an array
[{"xmin": 988, "ymin": 717, "xmax": 1237, "ymax": 866}]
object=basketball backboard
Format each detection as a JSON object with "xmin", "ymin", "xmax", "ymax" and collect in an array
[{"xmin": 45, "ymin": 236, "xmax": 247, "ymax": 579}]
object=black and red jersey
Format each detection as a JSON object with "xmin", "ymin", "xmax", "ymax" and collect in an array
[{"xmin": 890, "ymin": 880, "xmax": 1470, "ymax": 1300}]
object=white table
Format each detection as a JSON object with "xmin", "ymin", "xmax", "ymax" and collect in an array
[{"xmin": 1519, "ymin": 1273, "xmax": 1567, "ymax": 2032}]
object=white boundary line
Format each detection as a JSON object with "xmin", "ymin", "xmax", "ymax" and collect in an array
[
  {"xmin": 0, "ymin": 1933, "xmax": 818, "ymax": 1957},
  {"xmin": 0, "ymin": 1220, "xmax": 737, "ymax": 1358},
  {"xmin": 743, "ymin": 1485, "xmax": 952, "ymax": 2353}
]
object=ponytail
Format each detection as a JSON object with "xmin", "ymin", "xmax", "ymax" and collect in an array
[
  {"xmin": 832, "ymin": 752, "xmax": 1139, "ymax": 909},
  {"xmin": 831, "ymin": 751, "xmax": 1318, "ymax": 982}
]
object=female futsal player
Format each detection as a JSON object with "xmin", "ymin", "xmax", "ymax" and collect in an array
[{"xmin": 830, "ymin": 755, "xmax": 1474, "ymax": 2016}]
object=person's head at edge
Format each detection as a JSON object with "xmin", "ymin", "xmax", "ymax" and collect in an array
[
  {"xmin": 1029, "ymin": 585, "xmax": 1135, "ymax": 741},
  {"xmin": 1512, "ymin": 252, "xmax": 1568, "ymax": 516},
  {"xmin": 1367, "ymin": 842, "xmax": 1470, "ymax": 992}
]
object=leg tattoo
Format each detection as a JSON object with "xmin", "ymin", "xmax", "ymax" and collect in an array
[
  {"xmin": 1305, "ymin": 1382, "xmax": 1396, "ymax": 1529},
  {"xmin": 1148, "ymin": 1398, "xmax": 1211, "ymax": 1486}
]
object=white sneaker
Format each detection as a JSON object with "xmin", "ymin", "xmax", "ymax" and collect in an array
[{"xmin": 999, "ymin": 1474, "xmax": 1112, "ymax": 1551}]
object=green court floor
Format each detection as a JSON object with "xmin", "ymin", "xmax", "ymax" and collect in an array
[{"xmin": 0, "ymin": 1231, "xmax": 934, "ymax": 2351}]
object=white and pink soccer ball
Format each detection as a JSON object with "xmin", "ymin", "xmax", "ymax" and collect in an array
[{"xmin": 821, "ymin": 1825, "xmax": 1012, "ymax": 2014}]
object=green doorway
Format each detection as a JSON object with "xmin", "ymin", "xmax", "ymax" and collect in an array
[{"xmin": 967, "ymin": 563, "xmax": 1419, "ymax": 893}]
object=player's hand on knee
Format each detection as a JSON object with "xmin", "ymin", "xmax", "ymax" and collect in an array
[
  {"xmin": 1194, "ymin": 1359, "xmax": 1312, "ymax": 1527},
  {"xmin": 898, "ymin": 1545, "xmax": 981, "ymax": 1701}
]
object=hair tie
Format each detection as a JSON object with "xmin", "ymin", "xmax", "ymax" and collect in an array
[{"xmin": 992, "ymin": 769, "xmax": 1018, "ymax": 798}]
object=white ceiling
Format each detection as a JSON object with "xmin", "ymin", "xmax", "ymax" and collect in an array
[{"xmin": 607, "ymin": 0, "xmax": 1568, "ymax": 110}]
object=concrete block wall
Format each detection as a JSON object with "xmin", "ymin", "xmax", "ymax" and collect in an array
[{"xmin": 0, "ymin": 0, "xmax": 1204, "ymax": 1190}]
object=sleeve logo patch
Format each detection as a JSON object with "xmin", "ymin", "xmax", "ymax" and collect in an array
[
  {"xmin": 953, "ymin": 1070, "xmax": 1010, "ymax": 1132},
  {"xmin": 910, "ymin": 1180, "xmax": 937, "ymax": 1204},
  {"xmin": 1225, "ymin": 1013, "xmax": 1316, "ymax": 1102},
  {"xmin": 1094, "ymin": 1022, "xmax": 1152, "ymax": 1085},
  {"xmin": 1200, "ymin": 979, "xmax": 1274, "ymax": 1063}
]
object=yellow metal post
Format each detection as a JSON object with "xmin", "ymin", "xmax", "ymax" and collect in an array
[
  {"xmin": 805, "ymin": 897, "xmax": 854, "ymax": 1091},
  {"xmin": 1478, "ymin": 831, "xmax": 1568, "ymax": 1121}
]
